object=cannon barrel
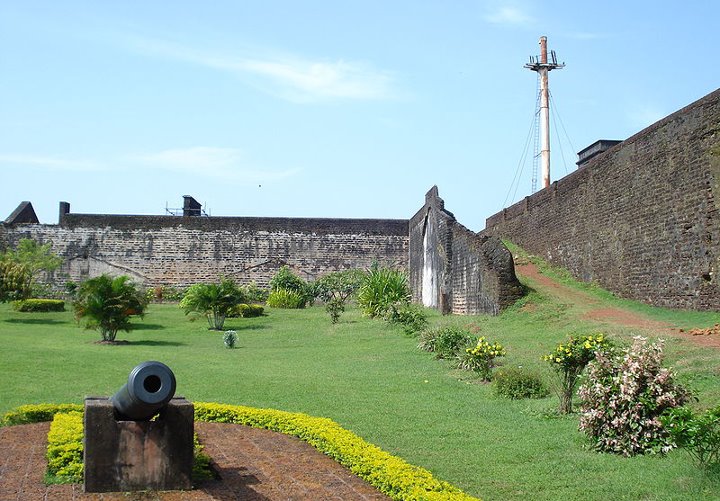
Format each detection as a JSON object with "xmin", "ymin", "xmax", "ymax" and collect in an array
[{"xmin": 111, "ymin": 361, "xmax": 177, "ymax": 420}]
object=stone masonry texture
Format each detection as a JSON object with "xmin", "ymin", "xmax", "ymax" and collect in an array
[
  {"xmin": 484, "ymin": 88, "xmax": 720, "ymax": 310},
  {"xmin": 1, "ymin": 214, "xmax": 409, "ymax": 289},
  {"xmin": 410, "ymin": 186, "xmax": 524, "ymax": 315}
]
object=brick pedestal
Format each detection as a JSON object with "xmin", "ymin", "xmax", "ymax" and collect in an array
[{"xmin": 83, "ymin": 397, "xmax": 194, "ymax": 492}]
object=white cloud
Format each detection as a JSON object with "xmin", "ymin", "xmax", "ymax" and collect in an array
[
  {"xmin": 134, "ymin": 147, "xmax": 301, "ymax": 184},
  {"xmin": 128, "ymin": 37, "xmax": 396, "ymax": 103},
  {"xmin": 484, "ymin": 6, "xmax": 534, "ymax": 26},
  {"xmin": 0, "ymin": 154, "xmax": 103, "ymax": 172}
]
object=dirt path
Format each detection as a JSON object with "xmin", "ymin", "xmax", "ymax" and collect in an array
[{"xmin": 515, "ymin": 262, "xmax": 720, "ymax": 348}]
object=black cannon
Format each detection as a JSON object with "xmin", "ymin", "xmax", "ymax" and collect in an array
[{"xmin": 110, "ymin": 361, "xmax": 177, "ymax": 420}]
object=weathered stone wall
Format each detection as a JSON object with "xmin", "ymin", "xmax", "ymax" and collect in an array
[
  {"xmin": 2, "ymin": 214, "xmax": 408, "ymax": 288},
  {"xmin": 410, "ymin": 187, "xmax": 524, "ymax": 315},
  {"xmin": 484, "ymin": 88, "xmax": 720, "ymax": 310}
]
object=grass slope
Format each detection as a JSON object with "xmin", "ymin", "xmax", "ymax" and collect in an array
[{"xmin": 2, "ymin": 276, "xmax": 720, "ymax": 499}]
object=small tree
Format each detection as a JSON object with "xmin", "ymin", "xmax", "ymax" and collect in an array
[
  {"xmin": 1, "ymin": 239, "xmax": 62, "ymax": 296},
  {"xmin": 314, "ymin": 269, "xmax": 365, "ymax": 323},
  {"xmin": 180, "ymin": 278, "xmax": 245, "ymax": 330},
  {"xmin": 73, "ymin": 274, "xmax": 148, "ymax": 342},
  {"xmin": 269, "ymin": 265, "xmax": 311, "ymax": 306},
  {"xmin": 543, "ymin": 333, "xmax": 613, "ymax": 414},
  {"xmin": 0, "ymin": 261, "xmax": 32, "ymax": 301}
]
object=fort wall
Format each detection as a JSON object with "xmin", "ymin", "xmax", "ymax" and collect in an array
[{"xmin": 484, "ymin": 88, "xmax": 720, "ymax": 310}]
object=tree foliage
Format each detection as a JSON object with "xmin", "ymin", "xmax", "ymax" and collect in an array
[
  {"xmin": 73, "ymin": 274, "xmax": 148, "ymax": 342},
  {"xmin": 314, "ymin": 269, "xmax": 365, "ymax": 323},
  {"xmin": 0, "ymin": 238, "xmax": 62, "ymax": 299},
  {"xmin": 180, "ymin": 278, "xmax": 246, "ymax": 330}
]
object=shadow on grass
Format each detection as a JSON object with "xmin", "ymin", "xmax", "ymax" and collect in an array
[
  {"xmin": 221, "ymin": 324, "xmax": 270, "ymax": 332},
  {"xmin": 120, "ymin": 340, "xmax": 186, "ymax": 347},
  {"xmin": 132, "ymin": 323, "xmax": 165, "ymax": 331},
  {"xmin": 4, "ymin": 318, "xmax": 67, "ymax": 325}
]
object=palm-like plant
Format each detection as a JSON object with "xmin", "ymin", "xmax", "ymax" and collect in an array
[
  {"xmin": 180, "ymin": 278, "xmax": 245, "ymax": 330},
  {"xmin": 357, "ymin": 266, "xmax": 411, "ymax": 318},
  {"xmin": 73, "ymin": 274, "xmax": 148, "ymax": 342}
]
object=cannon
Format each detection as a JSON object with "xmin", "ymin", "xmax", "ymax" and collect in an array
[{"xmin": 110, "ymin": 361, "xmax": 177, "ymax": 420}]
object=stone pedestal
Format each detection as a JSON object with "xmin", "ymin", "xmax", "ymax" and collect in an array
[{"xmin": 83, "ymin": 396, "xmax": 194, "ymax": 492}]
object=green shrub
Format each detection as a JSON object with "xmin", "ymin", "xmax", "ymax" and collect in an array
[
  {"xmin": 223, "ymin": 330, "xmax": 237, "ymax": 349},
  {"xmin": 385, "ymin": 302, "xmax": 428, "ymax": 335},
  {"xmin": 662, "ymin": 405, "xmax": 720, "ymax": 469},
  {"xmin": 242, "ymin": 281, "xmax": 269, "ymax": 303},
  {"xmin": 269, "ymin": 266, "xmax": 311, "ymax": 305},
  {"xmin": 180, "ymin": 278, "xmax": 246, "ymax": 330},
  {"xmin": 456, "ymin": 336, "xmax": 506, "ymax": 381},
  {"xmin": 418, "ymin": 326, "xmax": 472, "ymax": 359},
  {"xmin": 358, "ymin": 266, "xmax": 410, "ymax": 318},
  {"xmin": 1, "ymin": 403, "xmax": 83, "ymax": 426},
  {"xmin": 267, "ymin": 288, "xmax": 304, "ymax": 309},
  {"xmin": 228, "ymin": 303, "xmax": 265, "ymax": 318},
  {"xmin": 73, "ymin": 274, "xmax": 148, "ymax": 342},
  {"xmin": 315, "ymin": 269, "xmax": 365, "ymax": 323},
  {"xmin": 494, "ymin": 367, "xmax": 549, "ymax": 399},
  {"xmin": 0, "ymin": 261, "xmax": 32, "ymax": 301},
  {"xmin": 12, "ymin": 298, "xmax": 65, "ymax": 312}
]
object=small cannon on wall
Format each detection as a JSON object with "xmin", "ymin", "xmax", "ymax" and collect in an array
[{"xmin": 84, "ymin": 361, "xmax": 194, "ymax": 493}]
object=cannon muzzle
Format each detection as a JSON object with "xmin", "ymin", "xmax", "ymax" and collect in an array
[{"xmin": 111, "ymin": 361, "xmax": 177, "ymax": 420}]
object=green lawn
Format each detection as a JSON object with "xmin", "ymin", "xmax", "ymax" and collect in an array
[{"xmin": 2, "ymin": 289, "xmax": 720, "ymax": 500}]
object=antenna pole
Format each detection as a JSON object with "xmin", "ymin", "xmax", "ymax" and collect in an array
[{"xmin": 524, "ymin": 36, "xmax": 564, "ymax": 189}]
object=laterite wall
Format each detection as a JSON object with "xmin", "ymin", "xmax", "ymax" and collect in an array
[{"xmin": 484, "ymin": 88, "xmax": 720, "ymax": 310}]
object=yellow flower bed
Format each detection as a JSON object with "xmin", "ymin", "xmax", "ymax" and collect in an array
[
  {"xmin": 194, "ymin": 402, "xmax": 479, "ymax": 500},
  {"xmin": 2, "ymin": 403, "xmax": 481, "ymax": 500},
  {"xmin": 46, "ymin": 411, "xmax": 84, "ymax": 482}
]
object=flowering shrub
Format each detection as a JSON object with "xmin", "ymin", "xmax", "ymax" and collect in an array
[
  {"xmin": 456, "ymin": 337, "xmax": 506, "ymax": 381},
  {"xmin": 662, "ymin": 405, "xmax": 720, "ymax": 469},
  {"xmin": 578, "ymin": 336, "xmax": 690, "ymax": 456},
  {"xmin": 543, "ymin": 333, "xmax": 612, "ymax": 413}
]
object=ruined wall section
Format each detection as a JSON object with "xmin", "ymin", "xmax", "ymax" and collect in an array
[
  {"xmin": 410, "ymin": 187, "xmax": 523, "ymax": 315},
  {"xmin": 484, "ymin": 88, "xmax": 720, "ymax": 310},
  {"xmin": 2, "ymin": 215, "xmax": 408, "ymax": 288}
]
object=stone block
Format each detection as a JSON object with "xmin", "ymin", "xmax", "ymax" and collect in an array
[{"xmin": 83, "ymin": 396, "xmax": 194, "ymax": 493}]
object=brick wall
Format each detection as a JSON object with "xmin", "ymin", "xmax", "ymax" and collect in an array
[
  {"xmin": 409, "ymin": 187, "xmax": 524, "ymax": 315},
  {"xmin": 484, "ymin": 88, "xmax": 720, "ymax": 310},
  {"xmin": 2, "ymin": 215, "xmax": 408, "ymax": 288}
]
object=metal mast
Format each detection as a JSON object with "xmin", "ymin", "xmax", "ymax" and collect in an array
[{"xmin": 524, "ymin": 36, "xmax": 564, "ymax": 189}]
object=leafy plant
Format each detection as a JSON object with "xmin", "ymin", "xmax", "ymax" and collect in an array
[
  {"xmin": 180, "ymin": 278, "xmax": 246, "ymax": 330},
  {"xmin": 269, "ymin": 266, "xmax": 311, "ymax": 306},
  {"xmin": 543, "ymin": 333, "xmax": 613, "ymax": 414},
  {"xmin": 385, "ymin": 302, "xmax": 428, "ymax": 335},
  {"xmin": 494, "ymin": 368, "xmax": 549, "ymax": 400},
  {"xmin": 266, "ymin": 288, "xmax": 305, "ymax": 309},
  {"xmin": 46, "ymin": 411, "xmax": 84, "ymax": 483},
  {"xmin": 357, "ymin": 266, "xmax": 410, "ymax": 318},
  {"xmin": 223, "ymin": 330, "xmax": 237, "ymax": 349},
  {"xmin": 73, "ymin": 274, "xmax": 148, "ymax": 342},
  {"xmin": 228, "ymin": 303, "xmax": 265, "ymax": 318},
  {"xmin": 1, "ymin": 238, "xmax": 62, "ymax": 296},
  {"xmin": 418, "ymin": 326, "xmax": 473, "ymax": 359},
  {"xmin": 578, "ymin": 336, "xmax": 690, "ymax": 456},
  {"xmin": 12, "ymin": 298, "xmax": 65, "ymax": 312},
  {"xmin": 0, "ymin": 261, "xmax": 32, "ymax": 301},
  {"xmin": 456, "ymin": 336, "xmax": 506, "ymax": 381},
  {"xmin": 241, "ymin": 281, "xmax": 269, "ymax": 303},
  {"xmin": 662, "ymin": 405, "xmax": 720, "ymax": 469},
  {"xmin": 315, "ymin": 269, "xmax": 365, "ymax": 323}
]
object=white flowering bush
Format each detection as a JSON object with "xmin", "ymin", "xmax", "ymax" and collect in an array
[{"xmin": 578, "ymin": 336, "xmax": 690, "ymax": 456}]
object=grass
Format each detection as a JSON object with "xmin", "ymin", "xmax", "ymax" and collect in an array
[{"xmin": 2, "ymin": 282, "xmax": 720, "ymax": 499}]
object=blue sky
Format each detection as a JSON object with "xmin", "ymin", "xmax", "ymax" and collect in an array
[{"xmin": 1, "ymin": 1, "xmax": 718, "ymax": 231}]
